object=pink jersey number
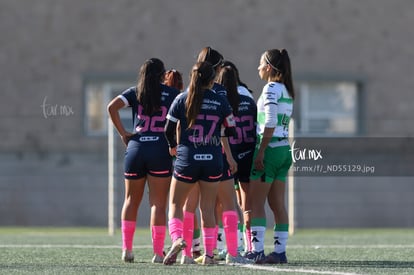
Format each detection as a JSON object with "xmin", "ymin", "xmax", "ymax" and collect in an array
[{"xmin": 229, "ymin": 115, "xmax": 255, "ymax": 145}]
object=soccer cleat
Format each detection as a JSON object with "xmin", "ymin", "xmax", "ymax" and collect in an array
[
  {"xmin": 226, "ymin": 253, "xmax": 254, "ymax": 265},
  {"xmin": 194, "ymin": 254, "xmax": 204, "ymax": 264},
  {"xmin": 121, "ymin": 250, "xmax": 134, "ymax": 263},
  {"xmin": 245, "ymin": 250, "xmax": 265, "ymax": 264},
  {"xmin": 264, "ymin": 251, "xmax": 288, "ymax": 264},
  {"xmin": 192, "ymin": 250, "xmax": 202, "ymax": 259},
  {"xmin": 216, "ymin": 248, "xmax": 227, "ymax": 260},
  {"xmin": 163, "ymin": 238, "xmax": 186, "ymax": 265},
  {"xmin": 201, "ymin": 254, "xmax": 218, "ymax": 265},
  {"xmin": 180, "ymin": 255, "xmax": 197, "ymax": 264},
  {"xmin": 152, "ymin": 254, "xmax": 164, "ymax": 264}
]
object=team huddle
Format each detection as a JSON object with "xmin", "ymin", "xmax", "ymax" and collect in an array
[{"xmin": 107, "ymin": 46, "xmax": 294, "ymax": 266}]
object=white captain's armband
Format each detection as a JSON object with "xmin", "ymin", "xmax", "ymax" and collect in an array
[
  {"xmin": 166, "ymin": 113, "xmax": 178, "ymax": 123},
  {"xmin": 223, "ymin": 113, "xmax": 236, "ymax": 128},
  {"xmin": 222, "ymin": 114, "xmax": 236, "ymax": 137}
]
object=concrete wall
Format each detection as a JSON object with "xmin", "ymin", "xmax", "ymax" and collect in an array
[{"xmin": 1, "ymin": 0, "xmax": 413, "ymax": 227}]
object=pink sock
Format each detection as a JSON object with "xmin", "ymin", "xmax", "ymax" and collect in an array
[
  {"xmin": 202, "ymin": 227, "xmax": 216, "ymax": 257},
  {"xmin": 168, "ymin": 218, "xmax": 183, "ymax": 243},
  {"xmin": 151, "ymin": 225, "xmax": 166, "ymax": 257},
  {"xmin": 246, "ymin": 228, "xmax": 252, "ymax": 252},
  {"xmin": 222, "ymin": 210, "xmax": 238, "ymax": 257},
  {"xmin": 121, "ymin": 220, "xmax": 136, "ymax": 251},
  {"xmin": 182, "ymin": 211, "xmax": 194, "ymax": 257}
]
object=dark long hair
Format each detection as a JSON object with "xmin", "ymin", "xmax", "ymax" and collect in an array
[
  {"xmin": 136, "ymin": 58, "xmax": 165, "ymax": 115},
  {"xmin": 221, "ymin": 60, "xmax": 253, "ymax": 94},
  {"xmin": 186, "ymin": 61, "xmax": 216, "ymax": 128},
  {"xmin": 264, "ymin": 49, "xmax": 295, "ymax": 99},
  {"xmin": 196, "ymin": 46, "xmax": 223, "ymax": 69},
  {"xmin": 217, "ymin": 66, "xmax": 239, "ymax": 115}
]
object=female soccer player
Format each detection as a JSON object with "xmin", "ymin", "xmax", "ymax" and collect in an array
[
  {"xmin": 179, "ymin": 47, "xmax": 227, "ymax": 264},
  {"xmin": 217, "ymin": 64, "xmax": 257, "ymax": 255},
  {"xmin": 247, "ymin": 49, "xmax": 294, "ymax": 264},
  {"xmin": 107, "ymin": 58, "xmax": 179, "ymax": 263},
  {"xmin": 195, "ymin": 47, "xmax": 252, "ymax": 264},
  {"xmin": 163, "ymin": 61, "xmax": 236, "ymax": 265}
]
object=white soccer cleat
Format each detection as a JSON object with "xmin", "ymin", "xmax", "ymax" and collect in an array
[
  {"xmin": 163, "ymin": 238, "xmax": 186, "ymax": 265},
  {"xmin": 121, "ymin": 250, "xmax": 134, "ymax": 263},
  {"xmin": 152, "ymin": 254, "xmax": 164, "ymax": 263},
  {"xmin": 226, "ymin": 253, "xmax": 253, "ymax": 265},
  {"xmin": 180, "ymin": 255, "xmax": 197, "ymax": 264}
]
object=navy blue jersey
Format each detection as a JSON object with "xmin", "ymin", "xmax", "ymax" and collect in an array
[
  {"xmin": 167, "ymin": 88, "xmax": 235, "ymax": 183},
  {"xmin": 229, "ymin": 94, "xmax": 257, "ymax": 153},
  {"xmin": 212, "ymin": 82, "xmax": 227, "ymax": 96},
  {"xmin": 167, "ymin": 89, "xmax": 234, "ymax": 149},
  {"xmin": 119, "ymin": 84, "xmax": 179, "ymax": 144}
]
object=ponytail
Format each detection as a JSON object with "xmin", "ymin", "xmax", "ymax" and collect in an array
[
  {"xmin": 217, "ymin": 66, "xmax": 239, "ymax": 115},
  {"xmin": 279, "ymin": 49, "xmax": 295, "ymax": 100},
  {"xmin": 186, "ymin": 61, "xmax": 215, "ymax": 128},
  {"xmin": 136, "ymin": 58, "xmax": 165, "ymax": 114}
]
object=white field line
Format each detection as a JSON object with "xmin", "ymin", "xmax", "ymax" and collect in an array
[
  {"xmin": 243, "ymin": 264, "xmax": 361, "ymax": 275},
  {"xmin": 1, "ymin": 244, "xmax": 413, "ymax": 249}
]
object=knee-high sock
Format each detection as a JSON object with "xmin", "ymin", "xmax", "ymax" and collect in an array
[
  {"xmin": 222, "ymin": 210, "xmax": 238, "ymax": 257},
  {"xmin": 182, "ymin": 211, "xmax": 194, "ymax": 257},
  {"xmin": 192, "ymin": 228, "xmax": 201, "ymax": 253},
  {"xmin": 168, "ymin": 218, "xmax": 183, "ymax": 243},
  {"xmin": 245, "ymin": 225, "xmax": 252, "ymax": 252},
  {"xmin": 274, "ymin": 224, "xmax": 289, "ymax": 253},
  {"xmin": 251, "ymin": 217, "xmax": 266, "ymax": 252},
  {"xmin": 202, "ymin": 227, "xmax": 216, "ymax": 257},
  {"xmin": 151, "ymin": 225, "xmax": 166, "ymax": 257},
  {"xmin": 121, "ymin": 220, "xmax": 136, "ymax": 251},
  {"xmin": 238, "ymin": 221, "xmax": 244, "ymax": 249}
]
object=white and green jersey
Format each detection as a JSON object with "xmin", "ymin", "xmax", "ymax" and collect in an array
[{"xmin": 257, "ymin": 81, "xmax": 293, "ymax": 147}]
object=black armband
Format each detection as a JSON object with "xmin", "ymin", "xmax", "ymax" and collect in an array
[{"xmin": 164, "ymin": 119, "xmax": 177, "ymax": 148}]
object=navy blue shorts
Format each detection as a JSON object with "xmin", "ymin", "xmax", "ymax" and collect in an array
[
  {"xmin": 124, "ymin": 138, "xmax": 173, "ymax": 179},
  {"xmin": 173, "ymin": 145, "xmax": 223, "ymax": 183},
  {"xmin": 233, "ymin": 148, "xmax": 254, "ymax": 183}
]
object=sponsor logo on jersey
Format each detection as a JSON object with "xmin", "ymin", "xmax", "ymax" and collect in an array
[
  {"xmin": 193, "ymin": 154, "xmax": 213, "ymax": 161},
  {"xmin": 139, "ymin": 136, "xmax": 159, "ymax": 142},
  {"xmin": 238, "ymin": 150, "xmax": 252, "ymax": 159}
]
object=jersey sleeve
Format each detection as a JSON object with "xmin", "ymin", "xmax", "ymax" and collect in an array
[
  {"xmin": 166, "ymin": 93, "xmax": 185, "ymax": 123},
  {"xmin": 118, "ymin": 87, "xmax": 137, "ymax": 107},
  {"xmin": 263, "ymin": 83, "xmax": 281, "ymax": 128}
]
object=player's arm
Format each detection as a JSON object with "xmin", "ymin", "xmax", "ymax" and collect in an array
[
  {"xmin": 164, "ymin": 118, "xmax": 178, "ymax": 156},
  {"xmin": 221, "ymin": 112, "xmax": 237, "ymax": 174},
  {"xmin": 107, "ymin": 97, "xmax": 133, "ymax": 146},
  {"xmin": 254, "ymin": 91, "xmax": 278, "ymax": 170},
  {"xmin": 221, "ymin": 136, "xmax": 237, "ymax": 175}
]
